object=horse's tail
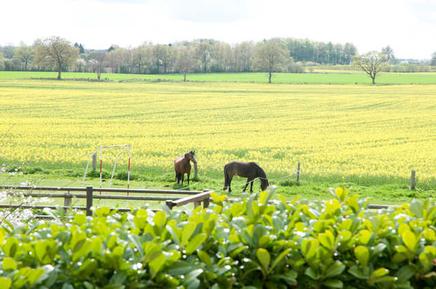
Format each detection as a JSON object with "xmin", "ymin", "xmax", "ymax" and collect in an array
[{"xmin": 223, "ymin": 165, "xmax": 230, "ymax": 190}]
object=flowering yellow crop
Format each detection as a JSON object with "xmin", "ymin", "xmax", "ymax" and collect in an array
[{"xmin": 0, "ymin": 79, "xmax": 434, "ymax": 181}]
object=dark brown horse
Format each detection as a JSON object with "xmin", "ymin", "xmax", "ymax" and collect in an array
[
  {"xmin": 174, "ymin": 151, "xmax": 197, "ymax": 185},
  {"xmin": 223, "ymin": 161, "xmax": 269, "ymax": 192}
]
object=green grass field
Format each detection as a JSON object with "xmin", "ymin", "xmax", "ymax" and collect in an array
[
  {"xmin": 0, "ymin": 71, "xmax": 435, "ymax": 203},
  {"xmin": 2, "ymin": 70, "xmax": 436, "ymax": 84}
]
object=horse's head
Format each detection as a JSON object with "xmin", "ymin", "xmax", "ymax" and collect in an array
[
  {"xmin": 260, "ymin": 178, "xmax": 269, "ymax": 191},
  {"xmin": 257, "ymin": 165, "xmax": 269, "ymax": 191},
  {"xmin": 185, "ymin": 151, "xmax": 197, "ymax": 163}
]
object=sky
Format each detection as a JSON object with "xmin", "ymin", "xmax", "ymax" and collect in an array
[{"xmin": 0, "ymin": 0, "xmax": 435, "ymax": 59}]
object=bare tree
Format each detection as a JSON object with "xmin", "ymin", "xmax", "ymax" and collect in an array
[
  {"xmin": 175, "ymin": 45, "xmax": 194, "ymax": 81},
  {"xmin": 33, "ymin": 36, "xmax": 79, "ymax": 79},
  {"xmin": 213, "ymin": 42, "xmax": 232, "ymax": 72},
  {"xmin": 0, "ymin": 52, "xmax": 5, "ymax": 70},
  {"xmin": 254, "ymin": 39, "xmax": 289, "ymax": 83},
  {"xmin": 353, "ymin": 51, "xmax": 388, "ymax": 85},
  {"xmin": 233, "ymin": 41, "xmax": 255, "ymax": 72},
  {"xmin": 430, "ymin": 52, "xmax": 436, "ymax": 66},
  {"xmin": 88, "ymin": 50, "xmax": 106, "ymax": 80},
  {"xmin": 132, "ymin": 44, "xmax": 151, "ymax": 74},
  {"xmin": 13, "ymin": 43, "xmax": 33, "ymax": 70},
  {"xmin": 382, "ymin": 46, "xmax": 395, "ymax": 64},
  {"xmin": 194, "ymin": 40, "xmax": 216, "ymax": 73}
]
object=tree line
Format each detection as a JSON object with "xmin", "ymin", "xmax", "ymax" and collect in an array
[
  {"xmin": 0, "ymin": 37, "xmax": 357, "ymax": 77},
  {"xmin": 0, "ymin": 36, "xmax": 434, "ymax": 84}
]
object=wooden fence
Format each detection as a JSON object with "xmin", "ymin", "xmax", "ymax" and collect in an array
[
  {"xmin": 0, "ymin": 185, "xmax": 390, "ymax": 219},
  {"xmin": 0, "ymin": 186, "xmax": 211, "ymax": 216}
]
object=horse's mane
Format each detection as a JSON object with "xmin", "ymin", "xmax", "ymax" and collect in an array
[{"xmin": 250, "ymin": 162, "xmax": 266, "ymax": 178}]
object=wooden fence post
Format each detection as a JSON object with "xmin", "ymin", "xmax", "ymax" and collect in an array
[
  {"xmin": 92, "ymin": 153, "xmax": 97, "ymax": 172},
  {"xmin": 296, "ymin": 161, "xmax": 301, "ymax": 184},
  {"xmin": 410, "ymin": 170, "xmax": 416, "ymax": 190},
  {"xmin": 202, "ymin": 190, "xmax": 210, "ymax": 208},
  {"xmin": 86, "ymin": 186, "xmax": 93, "ymax": 216},
  {"xmin": 64, "ymin": 192, "xmax": 72, "ymax": 214}
]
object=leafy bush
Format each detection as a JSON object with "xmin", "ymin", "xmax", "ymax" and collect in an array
[{"xmin": 0, "ymin": 188, "xmax": 434, "ymax": 288}]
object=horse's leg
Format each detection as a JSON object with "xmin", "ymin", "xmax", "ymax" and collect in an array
[
  {"xmin": 223, "ymin": 170, "xmax": 227, "ymax": 191},
  {"xmin": 187, "ymin": 172, "xmax": 190, "ymax": 185},
  {"xmin": 243, "ymin": 179, "xmax": 249, "ymax": 192},
  {"xmin": 250, "ymin": 180, "xmax": 253, "ymax": 193},
  {"xmin": 224, "ymin": 171, "xmax": 230, "ymax": 191},
  {"xmin": 228, "ymin": 176, "xmax": 232, "ymax": 192},
  {"xmin": 181, "ymin": 173, "xmax": 184, "ymax": 185}
]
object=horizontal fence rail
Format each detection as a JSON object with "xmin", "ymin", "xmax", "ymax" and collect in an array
[
  {"xmin": 0, "ymin": 185, "xmax": 392, "ymax": 218},
  {"xmin": 0, "ymin": 185, "xmax": 202, "ymax": 195},
  {"xmin": 0, "ymin": 185, "xmax": 211, "ymax": 216}
]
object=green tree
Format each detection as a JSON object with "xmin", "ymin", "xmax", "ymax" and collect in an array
[
  {"xmin": 13, "ymin": 43, "xmax": 33, "ymax": 70},
  {"xmin": 254, "ymin": 39, "xmax": 289, "ymax": 83},
  {"xmin": 353, "ymin": 51, "xmax": 388, "ymax": 85},
  {"xmin": 33, "ymin": 36, "xmax": 79, "ymax": 80}
]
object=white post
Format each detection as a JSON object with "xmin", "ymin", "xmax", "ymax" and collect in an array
[
  {"xmin": 127, "ymin": 144, "xmax": 132, "ymax": 190},
  {"xmin": 296, "ymin": 161, "xmax": 301, "ymax": 185},
  {"xmin": 99, "ymin": 145, "xmax": 103, "ymax": 188}
]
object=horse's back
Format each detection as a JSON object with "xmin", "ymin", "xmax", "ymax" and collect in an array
[
  {"xmin": 175, "ymin": 156, "xmax": 191, "ymax": 173},
  {"xmin": 224, "ymin": 161, "xmax": 257, "ymax": 178}
]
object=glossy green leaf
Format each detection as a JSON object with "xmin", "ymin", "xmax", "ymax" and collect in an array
[
  {"xmin": 397, "ymin": 265, "xmax": 415, "ymax": 283},
  {"xmin": 197, "ymin": 250, "xmax": 212, "ymax": 266},
  {"xmin": 149, "ymin": 253, "xmax": 166, "ymax": 278},
  {"xmin": 409, "ymin": 199, "xmax": 423, "ymax": 217},
  {"xmin": 371, "ymin": 268, "xmax": 389, "ymax": 278},
  {"xmin": 153, "ymin": 211, "xmax": 167, "ymax": 230},
  {"xmin": 256, "ymin": 248, "xmax": 271, "ymax": 272},
  {"xmin": 27, "ymin": 268, "xmax": 45, "ymax": 285},
  {"xmin": 325, "ymin": 261, "xmax": 345, "ymax": 278},
  {"xmin": 133, "ymin": 208, "xmax": 148, "ymax": 230},
  {"xmin": 186, "ymin": 233, "xmax": 207, "ymax": 254},
  {"xmin": 319, "ymin": 230, "xmax": 335, "ymax": 250},
  {"xmin": 401, "ymin": 230, "xmax": 417, "ymax": 252},
  {"xmin": 358, "ymin": 230, "xmax": 372, "ymax": 245},
  {"xmin": 323, "ymin": 279, "xmax": 343, "ymax": 288},
  {"xmin": 2, "ymin": 257, "xmax": 16, "ymax": 271},
  {"xmin": 0, "ymin": 277, "xmax": 11, "ymax": 289},
  {"xmin": 181, "ymin": 221, "xmax": 197, "ymax": 246},
  {"xmin": 301, "ymin": 239, "xmax": 319, "ymax": 260},
  {"xmin": 3, "ymin": 237, "xmax": 18, "ymax": 257},
  {"xmin": 305, "ymin": 267, "xmax": 320, "ymax": 280},
  {"xmin": 270, "ymin": 248, "xmax": 291, "ymax": 271},
  {"xmin": 354, "ymin": 246, "xmax": 369, "ymax": 266}
]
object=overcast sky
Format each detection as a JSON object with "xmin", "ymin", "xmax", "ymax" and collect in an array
[{"xmin": 1, "ymin": 0, "xmax": 435, "ymax": 59}]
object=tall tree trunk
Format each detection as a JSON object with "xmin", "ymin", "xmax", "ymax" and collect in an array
[
  {"xmin": 268, "ymin": 71, "xmax": 272, "ymax": 83},
  {"xmin": 371, "ymin": 76, "xmax": 375, "ymax": 85},
  {"xmin": 57, "ymin": 67, "xmax": 62, "ymax": 80},
  {"xmin": 183, "ymin": 72, "xmax": 187, "ymax": 82}
]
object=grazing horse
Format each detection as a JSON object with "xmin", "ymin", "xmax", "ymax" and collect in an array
[
  {"xmin": 174, "ymin": 151, "xmax": 197, "ymax": 185},
  {"xmin": 223, "ymin": 161, "xmax": 269, "ymax": 193}
]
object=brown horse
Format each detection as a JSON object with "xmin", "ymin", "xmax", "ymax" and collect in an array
[
  {"xmin": 174, "ymin": 151, "xmax": 197, "ymax": 185},
  {"xmin": 223, "ymin": 161, "xmax": 269, "ymax": 193}
]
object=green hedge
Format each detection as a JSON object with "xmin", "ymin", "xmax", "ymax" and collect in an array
[{"xmin": 0, "ymin": 188, "xmax": 435, "ymax": 289}]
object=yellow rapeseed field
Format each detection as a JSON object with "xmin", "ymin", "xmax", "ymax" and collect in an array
[{"xmin": 0, "ymin": 79, "xmax": 435, "ymax": 181}]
